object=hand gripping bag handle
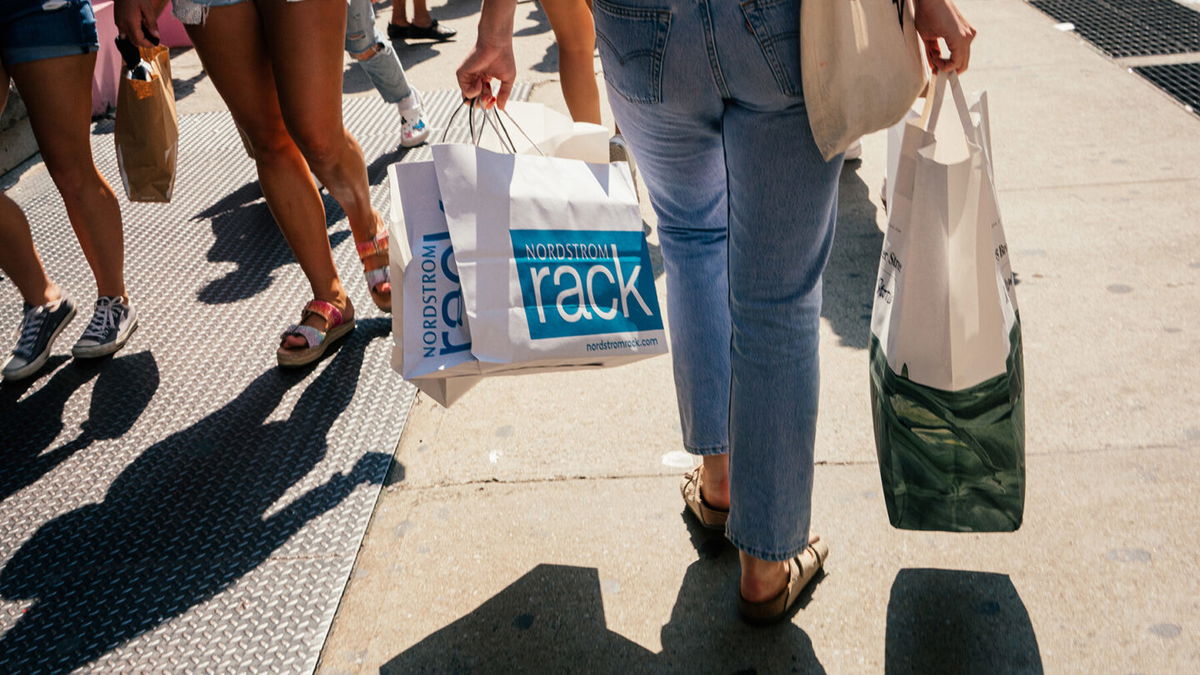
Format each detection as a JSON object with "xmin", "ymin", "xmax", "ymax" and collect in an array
[{"xmin": 441, "ymin": 97, "xmax": 546, "ymax": 156}]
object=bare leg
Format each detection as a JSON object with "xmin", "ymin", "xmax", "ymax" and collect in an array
[
  {"xmin": 186, "ymin": 2, "xmax": 352, "ymax": 349},
  {"xmin": 9, "ymin": 53, "xmax": 125, "ymax": 300},
  {"xmin": 541, "ymin": 0, "xmax": 601, "ymax": 124},
  {"xmin": 0, "ymin": 194, "xmax": 61, "ymax": 307},
  {"xmin": 410, "ymin": 0, "xmax": 432, "ymax": 27},
  {"xmin": 258, "ymin": 0, "xmax": 390, "ymax": 311},
  {"xmin": 699, "ymin": 454, "xmax": 819, "ymax": 603},
  {"xmin": 391, "ymin": 0, "xmax": 410, "ymax": 26},
  {"xmin": 0, "ymin": 64, "xmax": 60, "ymax": 307}
]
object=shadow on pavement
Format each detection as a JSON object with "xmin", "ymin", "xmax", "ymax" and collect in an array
[
  {"xmin": 367, "ymin": 147, "xmax": 409, "ymax": 187},
  {"xmin": 382, "ymin": 512, "xmax": 826, "ymax": 673},
  {"xmin": 823, "ymin": 160, "xmax": 884, "ymax": 350},
  {"xmin": 0, "ymin": 324, "xmax": 396, "ymax": 672},
  {"xmin": 533, "ymin": 42, "xmax": 560, "ymax": 75},
  {"xmin": 0, "ymin": 351, "xmax": 159, "ymax": 505},
  {"xmin": 514, "ymin": 1, "xmax": 551, "ymax": 38},
  {"xmin": 885, "ymin": 568, "xmax": 1043, "ymax": 674},
  {"xmin": 194, "ymin": 182, "xmax": 352, "ymax": 305},
  {"xmin": 171, "ymin": 63, "xmax": 208, "ymax": 101},
  {"xmin": 343, "ymin": 62, "xmax": 376, "ymax": 96}
]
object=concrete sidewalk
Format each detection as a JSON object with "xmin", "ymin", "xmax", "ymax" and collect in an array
[{"xmin": 317, "ymin": 0, "xmax": 1200, "ymax": 672}]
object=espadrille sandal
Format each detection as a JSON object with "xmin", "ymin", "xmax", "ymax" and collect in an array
[
  {"xmin": 277, "ymin": 299, "xmax": 355, "ymax": 368},
  {"xmin": 357, "ymin": 228, "xmax": 391, "ymax": 313}
]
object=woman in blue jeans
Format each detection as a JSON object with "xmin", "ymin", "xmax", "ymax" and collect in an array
[{"xmin": 460, "ymin": 0, "xmax": 975, "ymax": 623}]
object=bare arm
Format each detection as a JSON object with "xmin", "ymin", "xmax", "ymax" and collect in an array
[
  {"xmin": 456, "ymin": 0, "xmax": 519, "ymax": 109},
  {"xmin": 915, "ymin": 0, "xmax": 977, "ymax": 74}
]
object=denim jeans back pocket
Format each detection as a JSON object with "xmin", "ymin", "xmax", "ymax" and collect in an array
[
  {"xmin": 739, "ymin": 0, "xmax": 802, "ymax": 98},
  {"xmin": 593, "ymin": 0, "xmax": 672, "ymax": 105}
]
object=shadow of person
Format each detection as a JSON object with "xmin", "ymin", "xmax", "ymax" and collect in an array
[
  {"xmin": 0, "ymin": 325, "xmax": 394, "ymax": 672},
  {"xmin": 0, "ymin": 351, "xmax": 160, "ymax": 505},
  {"xmin": 170, "ymin": 66, "xmax": 208, "ymax": 101},
  {"xmin": 885, "ymin": 568, "xmax": 1043, "ymax": 674},
  {"xmin": 367, "ymin": 148, "xmax": 408, "ymax": 187},
  {"xmin": 395, "ymin": 42, "xmax": 443, "ymax": 70},
  {"xmin": 823, "ymin": 162, "xmax": 885, "ymax": 350},
  {"xmin": 532, "ymin": 42, "xmax": 559, "ymax": 75},
  {"xmin": 194, "ymin": 184, "xmax": 352, "ymax": 305},
  {"xmin": 514, "ymin": 1, "xmax": 551, "ymax": 37},
  {"xmin": 381, "ymin": 512, "xmax": 826, "ymax": 673}
]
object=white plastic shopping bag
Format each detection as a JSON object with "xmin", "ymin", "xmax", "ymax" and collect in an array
[
  {"xmin": 869, "ymin": 72, "xmax": 1025, "ymax": 532},
  {"xmin": 433, "ymin": 143, "xmax": 666, "ymax": 371}
]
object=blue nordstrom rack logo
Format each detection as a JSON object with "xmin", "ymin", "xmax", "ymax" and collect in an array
[
  {"xmin": 511, "ymin": 229, "xmax": 663, "ymax": 340},
  {"xmin": 418, "ymin": 231, "xmax": 470, "ymax": 358}
]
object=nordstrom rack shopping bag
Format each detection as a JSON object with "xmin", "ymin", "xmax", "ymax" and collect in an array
[
  {"xmin": 114, "ymin": 40, "xmax": 178, "ymax": 202},
  {"xmin": 870, "ymin": 72, "xmax": 1024, "ymax": 532},
  {"xmin": 432, "ymin": 144, "xmax": 666, "ymax": 370},
  {"xmin": 388, "ymin": 161, "xmax": 481, "ymax": 407}
]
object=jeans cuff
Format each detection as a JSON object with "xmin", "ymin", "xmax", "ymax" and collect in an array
[
  {"xmin": 684, "ymin": 444, "xmax": 728, "ymax": 457},
  {"xmin": 726, "ymin": 531, "xmax": 810, "ymax": 563}
]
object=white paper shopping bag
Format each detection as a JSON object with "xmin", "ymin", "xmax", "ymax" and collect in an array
[
  {"xmin": 490, "ymin": 101, "xmax": 609, "ymax": 163},
  {"xmin": 388, "ymin": 161, "xmax": 481, "ymax": 406},
  {"xmin": 432, "ymin": 144, "xmax": 666, "ymax": 372}
]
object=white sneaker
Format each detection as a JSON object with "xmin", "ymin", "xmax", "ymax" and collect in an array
[
  {"xmin": 72, "ymin": 296, "xmax": 138, "ymax": 359},
  {"xmin": 397, "ymin": 93, "xmax": 431, "ymax": 148}
]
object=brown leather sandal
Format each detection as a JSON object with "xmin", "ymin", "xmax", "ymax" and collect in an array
[
  {"xmin": 680, "ymin": 467, "xmax": 729, "ymax": 531},
  {"xmin": 738, "ymin": 537, "xmax": 829, "ymax": 626}
]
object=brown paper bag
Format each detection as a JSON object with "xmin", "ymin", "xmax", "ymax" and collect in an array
[{"xmin": 115, "ymin": 45, "xmax": 178, "ymax": 202}]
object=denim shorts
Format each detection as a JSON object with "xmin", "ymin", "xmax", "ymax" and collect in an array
[
  {"xmin": 173, "ymin": 0, "xmax": 343, "ymax": 25},
  {"xmin": 0, "ymin": 0, "xmax": 99, "ymax": 67}
]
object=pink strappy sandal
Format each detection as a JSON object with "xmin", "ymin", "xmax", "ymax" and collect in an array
[
  {"xmin": 276, "ymin": 300, "xmax": 355, "ymax": 368},
  {"xmin": 357, "ymin": 230, "xmax": 392, "ymax": 313}
]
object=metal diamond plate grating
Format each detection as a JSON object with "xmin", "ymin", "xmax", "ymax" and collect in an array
[
  {"xmin": 1029, "ymin": 0, "xmax": 1200, "ymax": 57},
  {"xmin": 1135, "ymin": 61, "xmax": 1200, "ymax": 113},
  {"xmin": 0, "ymin": 86, "xmax": 527, "ymax": 673}
]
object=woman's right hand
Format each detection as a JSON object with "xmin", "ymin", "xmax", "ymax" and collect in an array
[
  {"xmin": 114, "ymin": 0, "xmax": 164, "ymax": 49},
  {"xmin": 457, "ymin": 0, "xmax": 519, "ymax": 109},
  {"xmin": 914, "ymin": 0, "xmax": 977, "ymax": 74},
  {"xmin": 457, "ymin": 41, "xmax": 517, "ymax": 110}
]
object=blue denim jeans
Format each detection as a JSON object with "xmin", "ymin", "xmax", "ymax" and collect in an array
[
  {"xmin": 345, "ymin": 0, "xmax": 413, "ymax": 104},
  {"xmin": 593, "ymin": 0, "xmax": 843, "ymax": 561}
]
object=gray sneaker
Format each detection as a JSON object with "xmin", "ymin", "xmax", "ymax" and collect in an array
[
  {"xmin": 2, "ymin": 297, "xmax": 77, "ymax": 381},
  {"xmin": 72, "ymin": 296, "xmax": 139, "ymax": 359}
]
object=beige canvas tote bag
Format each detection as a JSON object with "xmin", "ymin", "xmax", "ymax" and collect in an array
[{"xmin": 801, "ymin": 0, "xmax": 927, "ymax": 161}]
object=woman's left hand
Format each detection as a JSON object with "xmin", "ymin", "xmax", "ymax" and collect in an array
[{"xmin": 914, "ymin": 0, "xmax": 977, "ymax": 74}]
